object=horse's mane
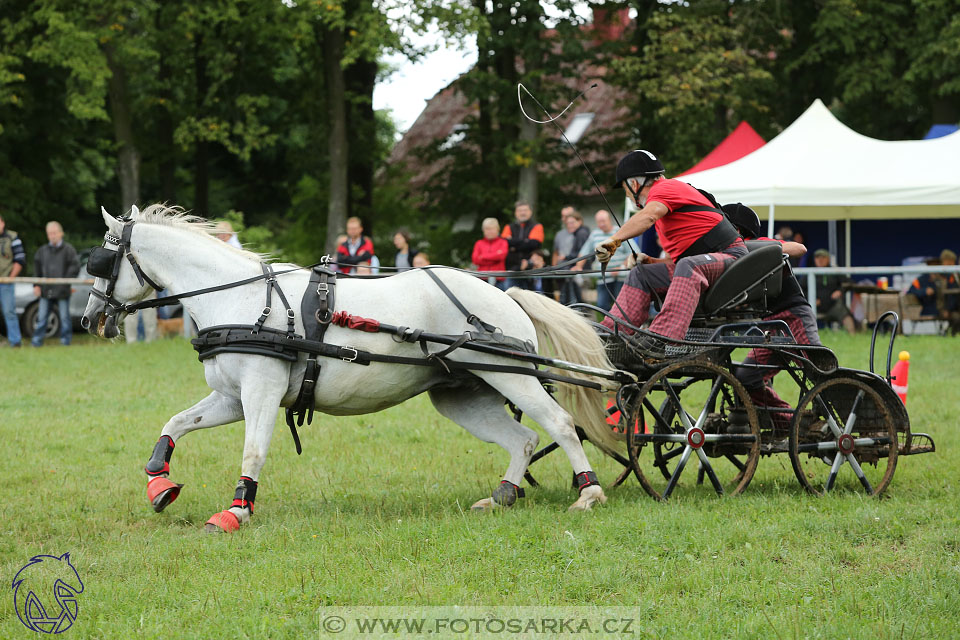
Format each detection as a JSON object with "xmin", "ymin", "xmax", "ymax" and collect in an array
[{"xmin": 132, "ymin": 204, "xmax": 270, "ymax": 262}]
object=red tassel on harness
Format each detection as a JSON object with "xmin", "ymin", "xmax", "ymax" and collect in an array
[{"xmin": 330, "ymin": 311, "xmax": 380, "ymax": 332}]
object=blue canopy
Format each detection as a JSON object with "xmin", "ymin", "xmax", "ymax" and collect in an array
[{"xmin": 923, "ymin": 124, "xmax": 959, "ymax": 139}]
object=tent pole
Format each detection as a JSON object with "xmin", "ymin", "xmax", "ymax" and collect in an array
[
  {"xmin": 767, "ymin": 203, "xmax": 775, "ymax": 238},
  {"xmin": 845, "ymin": 218, "xmax": 851, "ymax": 267}
]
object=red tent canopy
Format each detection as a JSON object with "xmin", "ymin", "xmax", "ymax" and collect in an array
[{"xmin": 676, "ymin": 121, "xmax": 765, "ymax": 176}]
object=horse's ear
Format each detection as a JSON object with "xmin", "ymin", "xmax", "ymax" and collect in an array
[
  {"xmin": 130, "ymin": 204, "xmax": 140, "ymax": 218},
  {"xmin": 101, "ymin": 207, "xmax": 121, "ymax": 233}
]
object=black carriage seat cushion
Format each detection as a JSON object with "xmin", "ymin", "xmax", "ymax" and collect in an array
[{"xmin": 701, "ymin": 241, "xmax": 784, "ymax": 315}]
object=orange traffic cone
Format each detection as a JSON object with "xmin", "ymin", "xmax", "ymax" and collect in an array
[
  {"xmin": 605, "ymin": 399, "xmax": 646, "ymax": 434},
  {"xmin": 890, "ymin": 350, "xmax": 910, "ymax": 405}
]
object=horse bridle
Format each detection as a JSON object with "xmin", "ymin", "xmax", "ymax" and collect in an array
[{"xmin": 88, "ymin": 218, "xmax": 163, "ymax": 319}]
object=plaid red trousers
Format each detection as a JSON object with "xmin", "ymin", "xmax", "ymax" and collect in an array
[
  {"xmin": 601, "ymin": 240, "xmax": 747, "ymax": 340},
  {"xmin": 735, "ymin": 304, "xmax": 822, "ymax": 410}
]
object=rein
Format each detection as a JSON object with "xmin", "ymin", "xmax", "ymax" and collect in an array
[{"xmin": 92, "ymin": 221, "xmax": 619, "ymax": 316}]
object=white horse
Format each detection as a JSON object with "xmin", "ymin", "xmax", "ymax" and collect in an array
[{"xmin": 82, "ymin": 205, "xmax": 622, "ymax": 532}]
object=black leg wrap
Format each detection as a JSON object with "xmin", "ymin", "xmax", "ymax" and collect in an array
[
  {"xmin": 574, "ymin": 470, "xmax": 600, "ymax": 494},
  {"xmin": 491, "ymin": 480, "xmax": 525, "ymax": 507},
  {"xmin": 144, "ymin": 435, "xmax": 175, "ymax": 476},
  {"xmin": 232, "ymin": 476, "xmax": 258, "ymax": 513}
]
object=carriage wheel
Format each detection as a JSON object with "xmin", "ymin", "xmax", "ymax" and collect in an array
[
  {"xmin": 789, "ymin": 377, "xmax": 897, "ymax": 496},
  {"xmin": 626, "ymin": 361, "xmax": 760, "ymax": 500}
]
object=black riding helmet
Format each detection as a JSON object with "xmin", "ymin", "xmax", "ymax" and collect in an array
[
  {"xmin": 722, "ymin": 202, "xmax": 762, "ymax": 240},
  {"xmin": 613, "ymin": 150, "xmax": 665, "ymax": 188}
]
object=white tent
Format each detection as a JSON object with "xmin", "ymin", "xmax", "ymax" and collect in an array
[{"xmin": 680, "ymin": 99, "xmax": 960, "ymax": 228}]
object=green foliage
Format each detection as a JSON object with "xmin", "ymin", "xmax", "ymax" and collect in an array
[{"xmin": 610, "ymin": 8, "xmax": 774, "ymax": 173}]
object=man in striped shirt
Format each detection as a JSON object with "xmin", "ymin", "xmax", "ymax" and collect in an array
[{"xmin": 0, "ymin": 212, "xmax": 26, "ymax": 347}]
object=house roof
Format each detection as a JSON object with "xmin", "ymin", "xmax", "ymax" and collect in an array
[
  {"xmin": 386, "ymin": 71, "xmax": 632, "ymax": 197},
  {"xmin": 386, "ymin": 9, "xmax": 635, "ymax": 200}
]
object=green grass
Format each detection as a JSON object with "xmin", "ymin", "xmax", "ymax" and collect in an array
[{"xmin": 1, "ymin": 330, "xmax": 958, "ymax": 638}]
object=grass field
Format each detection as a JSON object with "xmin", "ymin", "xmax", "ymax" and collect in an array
[{"xmin": 1, "ymin": 330, "xmax": 958, "ymax": 639}]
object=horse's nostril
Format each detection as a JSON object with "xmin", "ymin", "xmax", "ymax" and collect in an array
[{"xmin": 80, "ymin": 316, "xmax": 90, "ymax": 330}]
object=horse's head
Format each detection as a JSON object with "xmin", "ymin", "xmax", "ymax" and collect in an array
[{"xmin": 81, "ymin": 206, "xmax": 160, "ymax": 338}]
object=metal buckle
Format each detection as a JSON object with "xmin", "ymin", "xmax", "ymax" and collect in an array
[
  {"xmin": 261, "ymin": 306, "xmax": 271, "ymax": 316},
  {"xmin": 287, "ymin": 309, "xmax": 296, "ymax": 320},
  {"xmin": 341, "ymin": 346, "xmax": 358, "ymax": 362},
  {"xmin": 317, "ymin": 282, "xmax": 329, "ymax": 295}
]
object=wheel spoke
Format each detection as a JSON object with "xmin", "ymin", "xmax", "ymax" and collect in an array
[
  {"xmin": 724, "ymin": 454, "xmax": 746, "ymax": 472},
  {"xmin": 663, "ymin": 445, "xmax": 692, "ymax": 499},
  {"xmin": 643, "ymin": 398, "xmax": 675, "ymax": 434},
  {"xmin": 695, "ymin": 447, "xmax": 724, "ymax": 495},
  {"xmin": 846, "ymin": 454, "xmax": 874, "ymax": 494},
  {"xmin": 825, "ymin": 452, "xmax": 844, "ymax": 492},
  {"xmin": 662, "ymin": 381, "xmax": 693, "ymax": 432},
  {"xmin": 843, "ymin": 390, "xmax": 865, "ymax": 435},
  {"xmin": 813, "ymin": 394, "xmax": 844, "ymax": 438}
]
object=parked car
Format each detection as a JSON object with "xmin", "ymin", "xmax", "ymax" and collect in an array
[{"xmin": 5, "ymin": 249, "xmax": 95, "ymax": 340}]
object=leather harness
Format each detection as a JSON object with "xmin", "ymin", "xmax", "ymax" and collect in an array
[{"xmin": 190, "ymin": 266, "xmax": 601, "ymax": 454}]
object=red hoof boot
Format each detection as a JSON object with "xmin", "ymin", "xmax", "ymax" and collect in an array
[
  {"xmin": 147, "ymin": 477, "xmax": 183, "ymax": 513},
  {"xmin": 205, "ymin": 510, "xmax": 240, "ymax": 534}
]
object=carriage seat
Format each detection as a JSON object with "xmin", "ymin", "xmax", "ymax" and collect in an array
[{"xmin": 700, "ymin": 241, "xmax": 785, "ymax": 317}]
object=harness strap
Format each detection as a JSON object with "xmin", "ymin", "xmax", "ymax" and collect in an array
[
  {"xmin": 121, "ymin": 222, "xmax": 164, "ymax": 291},
  {"xmin": 673, "ymin": 207, "xmax": 740, "ymax": 261},
  {"xmin": 284, "ymin": 266, "xmax": 338, "ymax": 448},
  {"xmin": 192, "ymin": 325, "xmax": 605, "ymax": 390},
  {"xmin": 253, "ymin": 263, "xmax": 297, "ymax": 336},
  {"xmin": 423, "ymin": 268, "xmax": 499, "ymax": 334}
]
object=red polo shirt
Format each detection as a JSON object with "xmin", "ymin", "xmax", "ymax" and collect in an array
[{"xmin": 647, "ymin": 179, "xmax": 723, "ymax": 259}]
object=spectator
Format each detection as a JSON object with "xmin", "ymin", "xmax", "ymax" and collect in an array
[
  {"xmin": 472, "ymin": 218, "xmax": 509, "ymax": 289},
  {"xmin": 412, "ymin": 252, "xmax": 430, "ymax": 268},
  {"xmin": 337, "ymin": 217, "xmax": 374, "ymax": 274},
  {"xmin": 812, "ymin": 248, "xmax": 856, "ymax": 334},
  {"xmin": 558, "ymin": 210, "xmax": 590, "ymax": 305},
  {"xmin": 906, "ymin": 265, "xmax": 940, "ymax": 316},
  {"xmin": 393, "ymin": 229, "xmax": 419, "ymax": 271},
  {"xmin": 937, "ymin": 249, "xmax": 960, "ymax": 333},
  {"xmin": 519, "ymin": 249, "xmax": 554, "ymax": 297},
  {"xmin": 775, "ymin": 226, "xmax": 794, "ymax": 242},
  {"xmin": 214, "ymin": 221, "xmax": 243, "ymax": 249},
  {"xmin": 32, "ymin": 221, "xmax": 79, "ymax": 347},
  {"xmin": 791, "ymin": 231, "xmax": 809, "ymax": 268},
  {"xmin": 501, "ymin": 200, "xmax": 544, "ymax": 288},
  {"xmin": 0, "ymin": 211, "xmax": 26, "ymax": 347},
  {"xmin": 551, "ymin": 205, "xmax": 576, "ymax": 266},
  {"xmin": 574, "ymin": 210, "xmax": 631, "ymax": 310}
]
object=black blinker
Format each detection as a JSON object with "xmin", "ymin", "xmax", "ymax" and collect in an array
[{"xmin": 87, "ymin": 247, "xmax": 119, "ymax": 278}]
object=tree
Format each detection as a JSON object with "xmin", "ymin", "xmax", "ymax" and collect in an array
[{"xmin": 607, "ymin": 1, "xmax": 775, "ymax": 174}]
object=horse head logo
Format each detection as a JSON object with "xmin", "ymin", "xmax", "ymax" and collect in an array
[{"xmin": 12, "ymin": 553, "xmax": 84, "ymax": 634}]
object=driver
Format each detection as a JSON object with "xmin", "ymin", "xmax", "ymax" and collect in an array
[{"xmin": 595, "ymin": 150, "xmax": 746, "ymax": 356}]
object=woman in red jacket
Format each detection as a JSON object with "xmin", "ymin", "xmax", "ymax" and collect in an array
[{"xmin": 472, "ymin": 217, "xmax": 509, "ymax": 289}]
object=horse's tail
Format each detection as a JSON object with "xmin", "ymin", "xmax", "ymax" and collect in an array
[{"xmin": 505, "ymin": 287, "xmax": 622, "ymax": 455}]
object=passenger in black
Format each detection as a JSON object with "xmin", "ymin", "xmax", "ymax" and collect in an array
[{"xmin": 724, "ymin": 203, "xmax": 823, "ymax": 433}]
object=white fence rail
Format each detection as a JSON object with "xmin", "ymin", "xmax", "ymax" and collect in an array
[{"xmin": 793, "ymin": 264, "xmax": 960, "ymax": 316}]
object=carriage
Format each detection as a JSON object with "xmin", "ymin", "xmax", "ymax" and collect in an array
[
  {"xmin": 529, "ymin": 239, "xmax": 936, "ymax": 499},
  {"xmin": 83, "ymin": 208, "xmax": 936, "ymax": 532}
]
